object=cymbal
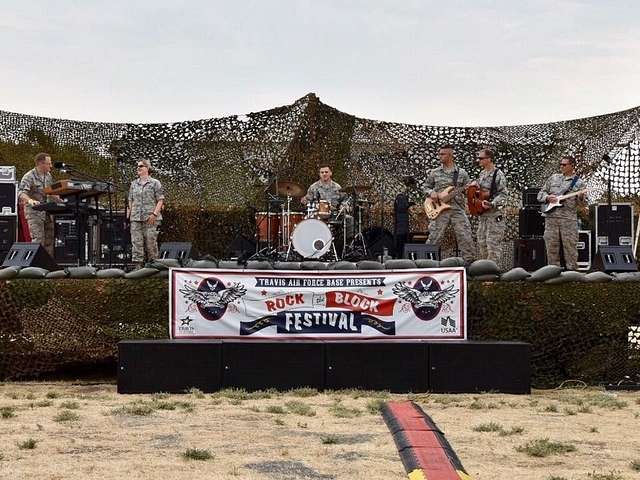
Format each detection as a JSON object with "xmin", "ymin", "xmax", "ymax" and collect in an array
[
  {"xmin": 339, "ymin": 185, "xmax": 372, "ymax": 194},
  {"xmin": 274, "ymin": 180, "xmax": 305, "ymax": 198}
]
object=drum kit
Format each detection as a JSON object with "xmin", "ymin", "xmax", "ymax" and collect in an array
[{"xmin": 252, "ymin": 180, "xmax": 372, "ymax": 261}]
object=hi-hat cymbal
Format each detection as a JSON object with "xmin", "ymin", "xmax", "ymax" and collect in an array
[
  {"xmin": 274, "ymin": 180, "xmax": 305, "ymax": 198},
  {"xmin": 339, "ymin": 185, "xmax": 372, "ymax": 194}
]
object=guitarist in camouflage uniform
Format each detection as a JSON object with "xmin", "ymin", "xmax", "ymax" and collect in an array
[
  {"xmin": 423, "ymin": 145, "xmax": 475, "ymax": 264},
  {"xmin": 468, "ymin": 148, "xmax": 508, "ymax": 264},
  {"xmin": 537, "ymin": 156, "xmax": 586, "ymax": 270}
]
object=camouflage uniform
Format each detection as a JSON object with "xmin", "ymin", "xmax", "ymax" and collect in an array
[
  {"xmin": 537, "ymin": 173, "xmax": 586, "ymax": 270},
  {"xmin": 304, "ymin": 180, "xmax": 353, "ymax": 236},
  {"xmin": 304, "ymin": 180, "xmax": 345, "ymax": 211},
  {"xmin": 128, "ymin": 177, "xmax": 165, "ymax": 263},
  {"xmin": 424, "ymin": 165, "xmax": 475, "ymax": 263},
  {"xmin": 18, "ymin": 168, "xmax": 55, "ymax": 256},
  {"xmin": 475, "ymin": 168, "xmax": 508, "ymax": 263}
]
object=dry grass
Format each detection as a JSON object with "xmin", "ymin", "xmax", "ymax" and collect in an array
[{"xmin": 0, "ymin": 383, "xmax": 638, "ymax": 479}]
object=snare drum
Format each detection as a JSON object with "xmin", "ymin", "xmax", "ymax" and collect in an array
[
  {"xmin": 317, "ymin": 200, "xmax": 331, "ymax": 219},
  {"xmin": 255, "ymin": 212, "xmax": 280, "ymax": 243}
]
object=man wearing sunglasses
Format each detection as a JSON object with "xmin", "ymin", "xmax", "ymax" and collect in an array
[
  {"xmin": 468, "ymin": 148, "xmax": 508, "ymax": 264},
  {"xmin": 127, "ymin": 159, "xmax": 165, "ymax": 268},
  {"xmin": 537, "ymin": 156, "xmax": 586, "ymax": 270}
]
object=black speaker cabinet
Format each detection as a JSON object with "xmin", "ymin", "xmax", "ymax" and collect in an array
[
  {"xmin": 159, "ymin": 242, "xmax": 192, "ymax": 261},
  {"xmin": 513, "ymin": 237, "xmax": 546, "ymax": 271},
  {"xmin": 594, "ymin": 245, "xmax": 638, "ymax": 273},
  {"xmin": 0, "ymin": 215, "xmax": 17, "ymax": 261},
  {"xmin": 53, "ymin": 214, "xmax": 84, "ymax": 265},
  {"xmin": 403, "ymin": 243, "xmax": 440, "ymax": 261},
  {"xmin": 118, "ymin": 340, "xmax": 222, "ymax": 394},
  {"xmin": 99, "ymin": 212, "xmax": 131, "ymax": 264},
  {"xmin": 522, "ymin": 187, "xmax": 541, "ymax": 208},
  {"xmin": 518, "ymin": 207, "xmax": 545, "ymax": 238},
  {"xmin": 0, "ymin": 182, "xmax": 17, "ymax": 215},
  {"xmin": 222, "ymin": 341, "xmax": 325, "ymax": 391},
  {"xmin": 325, "ymin": 342, "xmax": 428, "ymax": 393},
  {"xmin": 428, "ymin": 341, "xmax": 531, "ymax": 394},
  {"xmin": 577, "ymin": 230, "xmax": 591, "ymax": 271},
  {"xmin": 1, "ymin": 242, "xmax": 58, "ymax": 270},
  {"xmin": 593, "ymin": 203, "xmax": 634, "ymax": 249}
]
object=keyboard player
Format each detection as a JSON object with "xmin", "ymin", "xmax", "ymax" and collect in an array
[{"xmin": 18, "ymin": 152, "xmax": 62, "ymax": 256}]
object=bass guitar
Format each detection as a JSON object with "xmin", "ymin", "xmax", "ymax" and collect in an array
[
  {"xmin": 541, "ymin": 189, "xmax": 587, "ymax": 214},
  {"xmin": 423, "ymin": 186, "xmax": 460, "ymax": 220}
]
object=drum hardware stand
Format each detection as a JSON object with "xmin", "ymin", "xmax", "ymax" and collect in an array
[{"xmin": 250, "ymin": 173, "xmax": 283, "ymax": 261}]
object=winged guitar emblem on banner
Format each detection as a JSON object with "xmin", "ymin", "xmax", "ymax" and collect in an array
[
  {"xmin": 392, "ymin": 280, "xmax": 459, "ymax": 309},
  {"xmin": 179, "ymin": 281, "xmax": 247, "ymax": 309}
]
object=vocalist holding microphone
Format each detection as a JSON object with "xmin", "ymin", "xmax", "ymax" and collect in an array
[{"xmin": 17, "ymin": 152, "xmax": 62, "ymax": 256}]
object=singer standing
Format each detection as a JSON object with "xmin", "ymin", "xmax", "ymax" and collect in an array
[
  {"xmin": 18, "ymin": 152, "xmax": 61, "ymax": 256},
  {"xmin": 127, "ymin": 159, "xmax": 165, "ymax": 268}
]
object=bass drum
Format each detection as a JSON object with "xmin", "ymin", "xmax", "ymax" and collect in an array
[{"xmin": 291, "ymin": 219, "xmax": 333, "ymax": 258}]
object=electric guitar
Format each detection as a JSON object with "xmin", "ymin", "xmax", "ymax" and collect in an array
[
  {"xmin": 541, "ymin": 189, "xmax": 587, "ymax": 214},
  {"xmin": 424, "ymin": 186, "xmax": 461, "ymax": 220}
]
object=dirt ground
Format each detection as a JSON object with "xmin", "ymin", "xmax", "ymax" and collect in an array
[{"xmin": 0, "ymin": 382, "xmax": 638, "ymax": 480}]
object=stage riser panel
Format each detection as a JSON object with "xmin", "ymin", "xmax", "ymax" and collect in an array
[
  {"xmin": 325, "ymin": 342, "xmax": 428, "ymax": 393},
  {"xmin": 221, "ymin": 342, "xmax": 325, "ymax": 391},
  {"xmin": 118, "ymin": 340, "xmax": 223, "ymax": 394},
  {"xmin": 428, "ymin": 341, "xmax": 531, "ymax": 394},
  {"xmin": 117, "ymin": 341, "xmax": 530, "ymax": 394}
]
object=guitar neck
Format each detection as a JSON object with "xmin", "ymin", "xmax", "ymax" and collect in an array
[{"xmin": 558, "ymin": 189, "xmax": 587, "ymax": 201}]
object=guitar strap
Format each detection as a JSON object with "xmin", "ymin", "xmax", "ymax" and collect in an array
[
  {"xmin": 563, "ymin": 176, "xmax": 579, "ymax": 195},
  {"xmin": 452, "ymin": 168, "xmax": 459, "ymax": 187},
  {"xmin": 489, "ymin": 169, "xmax": 498, "ymax": 200}
]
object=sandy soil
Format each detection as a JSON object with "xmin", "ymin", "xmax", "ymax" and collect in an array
[{"xmin": 0, "ymin": 383, "xmax": 638, "ymax": 480}]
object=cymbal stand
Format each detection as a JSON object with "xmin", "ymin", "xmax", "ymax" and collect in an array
[{"xmin": 250, "ymin": 174, "xmax": 281, "ymax": 261}]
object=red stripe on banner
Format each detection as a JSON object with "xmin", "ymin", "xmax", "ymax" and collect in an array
[{"xmin": 325, "ymin": 291, "xmax": 396, "ymax": 316}]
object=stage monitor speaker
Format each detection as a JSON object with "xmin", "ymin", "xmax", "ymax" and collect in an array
[
  {"xmin": 118, "ymin": 340, "xmax": 222, "ymax": 394},
  {"xmin": 593, "ymin": 203, "xmax": 634, "ymax": 248},
  {"xmin": 222, "ymin": 341, "xmax": 324, "ymax": 391},
  {"xmin": 428, "ymin": 341, "xmax": 531, "ymax": 394},
  {"xmin": 577, "ymin": 230, "xmax": 591, "ymax": 271},
  {"xmin": 522, "ymin": 187, "xmax": 541, "ymax": 208},
  {"xmin": 0, "ymin": 215, "xmax": 17, "ymax": 261},
  {"xmin": 513, "ymin": 237, "xmax": 546, "ymax": 271},
  {"xmin": 518, "ymin": 207, "xmax": 545, "ymax": 238},
  {"xmin": 325, "ymin": 342, "xmax": 428, "ymax": 393},
  {"xmin": 403, "ymin": 243, "xmax": 440, "ymax": 261},
  {"xmin": 1, "ymin": 242, "xmax": 58, "ymax": 270},
  {"xmin": 594, "ymin": 245, "xmax": 638, "ymax": 273},
  {"xmin": 0, "ymin": 182, "xmax": 17, "ymax": 215},
  {"xmin": 159, "ymin": 242, "xmax": 192, "ymax": 261}
]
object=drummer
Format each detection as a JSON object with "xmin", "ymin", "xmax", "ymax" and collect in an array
[{"xmin": 301, "ymin": 164, "xmax": 347, "ymax": 213}]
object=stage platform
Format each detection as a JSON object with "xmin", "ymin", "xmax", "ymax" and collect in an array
[{"xmin": 118, "ymin": 339, "xmax": 530, "ymax": 394}]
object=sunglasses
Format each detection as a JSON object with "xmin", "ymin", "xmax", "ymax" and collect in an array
[
  {"xmin": 477, "ymin": 156, "xmax": 489, "ymax": 160},
  {"xmin": 137, "ymin": 164, "xmax": 146, "ymax": 168},
  {"xmin": 559, "ymin": 163, "xmax": 570, "ymax": 166}
]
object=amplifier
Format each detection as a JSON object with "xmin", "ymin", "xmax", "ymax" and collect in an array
[
  {"xmin": 513, "ymin": 237, "xmax": 546, "ymax": 271},
  {"xmin": 518, "ymin": 207, "xmax": 545, "ymax": 238},
  {"xmin": 592, "ymin": 203, "xmax": 634, "ymax": 248},
  {"xmin": 0, "ymin": 182, "xmax": 17, "ymax": 215},
  {"xmin": 577, "ymin": 230, "xmax": 591, "ymax": 271},
  {"xmin": 53, "ymin": 214, "xmax": 85, "ymax": 265},
  {"xmin": 403, "ymin": 243, "xmax": 440, "ymax": 260},
  {"xmin": 0, "ymin": 215, "xmax": 17, "ymax": 262},
  {"xmin": 0, "ymin": 166, "xmax": 16, "ymax": 181},
  {"xmin": 522, "ymin": 187, "xmax": 541, "ymax": 207}
]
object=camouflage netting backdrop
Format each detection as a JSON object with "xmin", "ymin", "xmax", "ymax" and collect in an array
[{"xmin": 1, "ymin": 94, "xmax": 640, "ymax": 382}]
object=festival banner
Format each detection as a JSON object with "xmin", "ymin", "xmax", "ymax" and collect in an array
[{"xmin": 169, "ymin": 268, "xmax": 466, "ymax": 340}]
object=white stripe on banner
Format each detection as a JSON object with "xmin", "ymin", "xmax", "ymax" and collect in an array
[{"xmin": 169, "ymin": 268, "xmax": 466, "ymax": 340}]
